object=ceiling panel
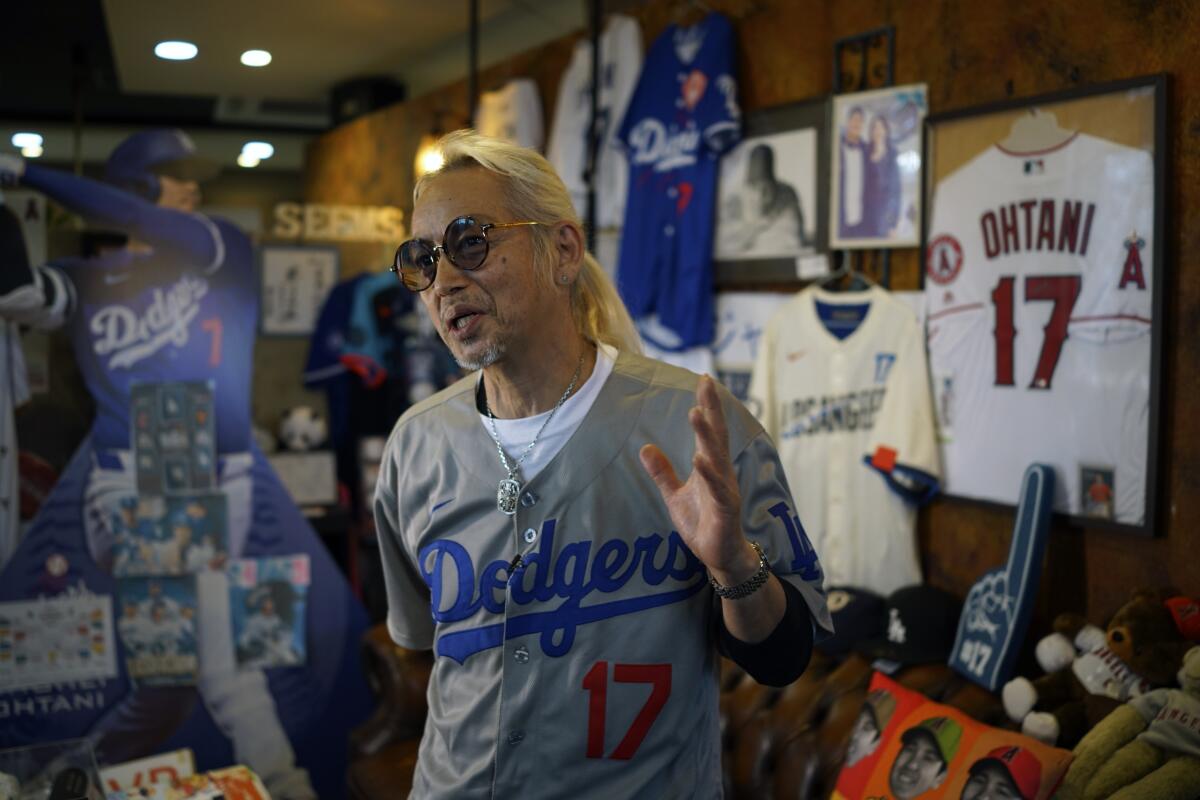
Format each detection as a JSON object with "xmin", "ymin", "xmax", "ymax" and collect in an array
[
  {"xmin": 103, "ymin": 0, "xmax": 518, "ymax": 100},
  {"xmin": 3, "ymin": 0, "xmax": 584, "ymax": 132}
]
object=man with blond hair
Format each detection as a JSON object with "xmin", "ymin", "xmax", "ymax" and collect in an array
[{"xmin": 375, "ymin": 130, "xmax": 831, "ymax": 798}]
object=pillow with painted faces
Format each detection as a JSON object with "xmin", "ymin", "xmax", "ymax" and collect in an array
[{"xmin": 833, "ymin": 672, "xmax": 1072, "ymax": 800}]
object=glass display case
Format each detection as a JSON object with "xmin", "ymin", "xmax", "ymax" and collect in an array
[{"xmin": 0, "ymin": 739, "xmax": 104, "ymax": 800}]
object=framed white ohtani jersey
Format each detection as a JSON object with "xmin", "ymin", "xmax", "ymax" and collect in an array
[{"xmin": 922, "ymin": 76, "xmax": 1166, "ymax": 534}]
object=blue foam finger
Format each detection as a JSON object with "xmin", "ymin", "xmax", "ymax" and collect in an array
[{"xmin": 948, "ymin": 464, "xmax": 1055, "ymax": 691}]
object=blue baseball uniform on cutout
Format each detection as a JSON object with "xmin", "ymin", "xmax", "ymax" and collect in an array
[
  {"xmin": 616, "ymin": 11, "xmax": 741, "ymax": 350},
  {"xmin": 0, "ymin": 154, "xmax": 371, "ymax": 799}
]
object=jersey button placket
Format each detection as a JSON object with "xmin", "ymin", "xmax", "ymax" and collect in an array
[{"xmin": 496, "ymin": 506, "xmax": 540, "ymax": 794}]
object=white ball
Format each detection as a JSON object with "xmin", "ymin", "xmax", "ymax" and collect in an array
[{"xmin": 279, "ymin": 406, "xmax": 327, "ymax": 452}]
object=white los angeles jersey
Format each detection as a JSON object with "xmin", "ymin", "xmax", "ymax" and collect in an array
[
  {"xmin": 475, "ymin": 79, "xmax": 544, "ymax": 150},
  {"xmin": 749, "ymin": 285, "xmax": 940, "ymax": 594},
  {"xmin": 546, "ymin": 14, "xmax": 642, "ymax": 229},
  {"xmin": 924, "ymin": 133, "xmax": 1153, "ymax": 524}
]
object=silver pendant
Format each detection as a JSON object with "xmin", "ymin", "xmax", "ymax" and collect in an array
[{"xmin": 497, "ymin": 478, "xmax": 521, "ymax": 515}]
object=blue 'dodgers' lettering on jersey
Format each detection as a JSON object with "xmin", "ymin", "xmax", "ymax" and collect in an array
[
  {"xmin": 421, "ymin": 501, "xmax": 823, "ymax": 664},
  {"xmin": 626, "ymin": 119, "xmax": 704, "ymax": 172},
  {"xmin": 89, "ymin": 274, "xmax": 209, "ymax": 369},
  {"xmin": 420, "ymin": 520, "xmax": 707, "ymax": 664}
]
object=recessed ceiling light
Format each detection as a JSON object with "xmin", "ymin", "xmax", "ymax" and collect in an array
[
  {"xmin": 20, "ymin": 145, "xmax": 43, "ymax": 158},
  {"xmin": 242, "ymin": 141, "xmax": 274, "ymax": 160},
  {"xmin": 11, "ymin": 132, "xmax": 43, "ymax": 149},
  {"xmin": 237, "ymin": 153, "xmax": 260, "ymax": 168},
  {"xmin": 241, "ymin": 49, "xmax": 272, "ymax": 67},
  {"xmin": 155, "ymin": 40, "xmax": 198, "ymax": 61}
]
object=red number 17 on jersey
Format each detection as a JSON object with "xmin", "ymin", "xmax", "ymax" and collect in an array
[
  {"xmin": 582, "ymin": 661, "xmax": 672, "ymax": 760},
  {"xmin": 991, "ymin": 274, "xmax": 1081, "ymax": 389}
]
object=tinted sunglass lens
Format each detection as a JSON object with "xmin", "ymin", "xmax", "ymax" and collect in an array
[
  {"xmin": 398, "ymin": 241, "xmax": 437, "ymax": 290},
  {"xmin": 446, "ymin": 218, "xmax": 489, "ymax": 270}
]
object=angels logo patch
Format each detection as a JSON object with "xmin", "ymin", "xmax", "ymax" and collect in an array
[
  {"xmin": 926, "ymin": 235, "xmax": 963, "ymax": 285},
  {"xmin": 1119, "ymin": 232, "xmax": 1147, "ymax": 290}
]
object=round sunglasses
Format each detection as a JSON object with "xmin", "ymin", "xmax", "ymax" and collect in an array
[{"xmin": 391, "ymin": 215, "xmax": 543, "ymax": 292}]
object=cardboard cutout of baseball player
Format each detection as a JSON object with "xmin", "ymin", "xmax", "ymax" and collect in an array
[
  {"xmin": 0, "ymin": 133, "xmax": 370, "ymax": 799},
  {"xmin": 375, "ymin": 131, "xmax": 832, "ymax": 797}
]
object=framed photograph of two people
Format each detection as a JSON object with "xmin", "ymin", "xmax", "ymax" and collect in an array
[{"xmin": 830, "ymin": 83, "xmax": 928, "ymax": 249}]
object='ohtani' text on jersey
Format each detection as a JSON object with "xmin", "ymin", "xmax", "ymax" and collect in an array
[
  {"xmin": 980, "ymin": 198, "xmax": 1096, "ymax": 259},
  {"xmin": 779, "ymin": 388, "xmax": 886, "ymax": 439},
  {"xmin": 419, "ymin": 504, "xmax": 821, "ymax": 664}
]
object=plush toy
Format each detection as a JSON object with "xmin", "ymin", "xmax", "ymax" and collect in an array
[
  {"xmin": 278, "ymin": 405, "xmax": 327, "ymax": 451},
  {"xmin": 1001, "ymin": 590, "xmax": 1191, "ymax": 747},
  {"xmin": 1057, "ymin": 645, "xmax": 1200, "ymax": 800}
]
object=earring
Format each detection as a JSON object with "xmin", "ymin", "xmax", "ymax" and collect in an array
[{"xmin": 560, "ymin": 274, "xmax": 569, "ymax": 284}]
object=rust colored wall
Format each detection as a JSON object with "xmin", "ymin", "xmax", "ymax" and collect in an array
[{"xmin": 304, "ymin": 0, "xmax": 1200, "ymax": 623}]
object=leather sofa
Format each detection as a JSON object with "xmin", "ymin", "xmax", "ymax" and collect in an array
[{"xmin": 346, "ymin": 624, "xmax": 1009, "ymax": 799}]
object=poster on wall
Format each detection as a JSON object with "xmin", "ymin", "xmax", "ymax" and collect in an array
[
  {"xmin": 922, "ymin": 74, "xmax": 1166, "ymax": 535},
  {"xmin": 132, "ymin": 381, "xmax": 217, "ymax": 496},
  {"xmin": 109, "ymin": 493, "xmax": 229, "ymax": 577},
  {"xmin": 228, "ymin": 555, "xmax": 310, "ymax": 670},
  {"xmin": 0, "ymin": 594, "xmax": 118, "ymax": 692},
  {"xmin": 259, "ymin": 245, "xmax": 339, "ymax": 336},
  {"xmin": 116, "ymin": 576, "xmax": 198, "ymax": 686},
  {"xmin": 830, "ymin": 84, "xmax": 927, "ymax": 249},
  {"xmin": 714, "ymin": 98, "xmax": 830, "ymax": 286}
]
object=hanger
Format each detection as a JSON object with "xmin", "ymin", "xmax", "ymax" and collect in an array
[
  {"xmin": 816, "ymin": 251, "xmax": 879, "ymax": 293},
  {"xmin": 997, "ymin": 108, "xmax": 1076, "ymax": 153},
  {"xmin": 672, "ymin": 0, "xmax": 713, "ymax": 24}
]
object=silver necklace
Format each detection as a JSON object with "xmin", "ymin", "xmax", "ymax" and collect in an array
[{"xmin": 485, "ymin": 354, "xmax": 584, "ymax": 515}]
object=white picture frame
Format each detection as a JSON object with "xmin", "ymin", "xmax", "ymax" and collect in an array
[
  {"xmin": 830, "ymin": 83, "xmax": 927, "ymax": 249},
  {"xmin": 259, "ymin": 245, "xmax": 339, "ymax": 336}
]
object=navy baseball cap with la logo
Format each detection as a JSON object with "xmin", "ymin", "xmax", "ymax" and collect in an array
[
  {"xmin": 815, "ymin": 586, "xmax": 887, "ymax": 657},
  {"xmin": 855, "ymin": 585, "xmax": 962, "ymax": 665}
]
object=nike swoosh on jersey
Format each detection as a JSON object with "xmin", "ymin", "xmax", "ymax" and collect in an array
[
  {"xmin": 786, "ymin": 350, "xmax": 806, "ymax": 362},
  {"xmin": 431, "ymin": 498, "xmax": 454, "ymax": 516}
]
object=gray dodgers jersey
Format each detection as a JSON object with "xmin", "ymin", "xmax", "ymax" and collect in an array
[{"xmin": 375, "ymin": 351, "xmax": 832, "ymax": 799}]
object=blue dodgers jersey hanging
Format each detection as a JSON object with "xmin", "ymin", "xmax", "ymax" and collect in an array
[{"xmin": 616, "ymin": 12, "xmax": 741, "ymax": 351}]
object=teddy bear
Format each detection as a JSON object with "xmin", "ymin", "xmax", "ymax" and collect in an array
[
  {"xmin": 1001, "ymin": 589, "xmax": 1191, "ymax": 747},
  {"xmin": 1056, "ymin": 645, "xmax": 1200, "ymax": 800}
]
